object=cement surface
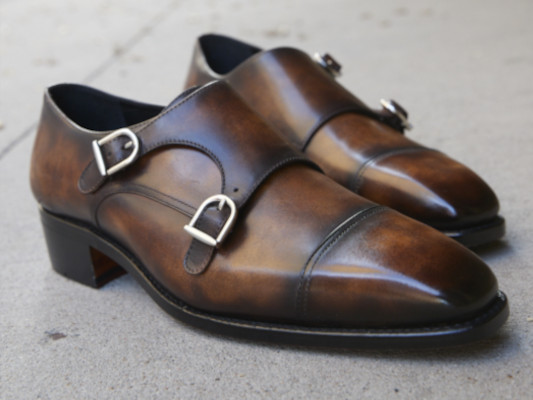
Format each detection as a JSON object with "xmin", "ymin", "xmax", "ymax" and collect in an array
[{"xmin": 1, "ymin": 0, "xmax": 532, "ymax": 398}]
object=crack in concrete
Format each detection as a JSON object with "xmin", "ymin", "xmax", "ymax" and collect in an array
[
  {"xmin": 0, "ymin": 0, "xmax": 180, "ymax": 161},
  {"xmin": 0, "ymin": 123, "xmax": 37, "ymax": 160}
]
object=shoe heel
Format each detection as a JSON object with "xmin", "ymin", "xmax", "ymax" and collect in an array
[{"xmin": 40, "ymin": 208, "xmax": 125, "ymax": 288}]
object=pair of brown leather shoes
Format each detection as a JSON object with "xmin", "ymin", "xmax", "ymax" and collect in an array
[{"xmin": 30, "ymin": 34, "xmax": 508, "ymax": 348}]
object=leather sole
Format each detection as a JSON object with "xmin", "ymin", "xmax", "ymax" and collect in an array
[
  {"xmin": 39, "ymin": 208, "xmax": 509, "ymax": 349},
  {"xmin": 440, "ymin": 216, "xmax": 505, "ymax": 248}
]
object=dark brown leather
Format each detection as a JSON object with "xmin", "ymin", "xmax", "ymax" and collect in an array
[
  {"xmin": 31, "ymin": 81, "xmax": 501, "ymax": 329},
  {"xmin": 185, "ymin": 34, "xmax": 501, "ymax": 233}
]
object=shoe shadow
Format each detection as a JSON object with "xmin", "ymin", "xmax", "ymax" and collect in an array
[
  {"xmin": 112, "ymin": 270, "xmax": 518, "ymax": 361},
  {"xmin": 469, "ymin": 240, "xmax": 514, "ymax": 264},
  {"xmin": 188, "ymin": 324, "xmax": 517, "ymax": 362},
  {"xmin": 290, "ymin": 331, "xmax": 515, "ymax": 361}
]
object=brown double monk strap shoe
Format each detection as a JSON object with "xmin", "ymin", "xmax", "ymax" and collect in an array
[
  {"xmin": 185, "ymin": 34, "xmax": 505, "ymax": 248},
  {"xmin": 30, "ymin": 81, "xmax": 508, "ymax": 347}
]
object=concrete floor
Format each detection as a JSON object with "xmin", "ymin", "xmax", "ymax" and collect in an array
[{"xmin": 1, "ymin": 0, "xmax": 532, "ymax": 398}]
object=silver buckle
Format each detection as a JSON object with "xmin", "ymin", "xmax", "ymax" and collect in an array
[
  {"xmin": 314, "ymin": 53, "xmax": 342, "ymax": 77},
  {"xmin": 92, "ymin": 128, "xmax": 140, "ymax": 176},
  {"xmin": 380, "ymin": 99, "xmax": 413, "ymax": 130},
  {"xmin": 184, "ymin": 194, "xmax": 237, "ymax": 247}
]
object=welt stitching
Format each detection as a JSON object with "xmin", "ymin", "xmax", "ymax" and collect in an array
[
  {"xmin": 57, "ymin": 211, "xmax": 505, "ymax": 335},
  {"xmin": 301, "ymin": 206, "xmax": 386, "ymax": 316},
  {"xmin": 181, "ymin": 290, "xmax": 505, "ymax": 334},
  {"xmin": 97, "ymin": 206, "xmax": 504, "ymax": 333},
  {"xmin": 350, "ymin": 146, "xmax": 437, "ymax": 193}
]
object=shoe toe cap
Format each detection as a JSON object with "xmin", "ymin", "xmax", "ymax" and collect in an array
[
  {"xmin": 304, "ymin": 208, "xmax": 499, "ymax": 327},
  {"xmin": 357, "ymin": 149, "xmax": 500, "ymax": 229}
]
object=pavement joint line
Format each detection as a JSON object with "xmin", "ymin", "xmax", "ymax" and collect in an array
[
  {"xmin": 0, "ymin": 0, "xmax": 181, "ymax": 161},
  {"xmin": 81, "ymin": 0, "xmax": 179, "ymax": 85},
  {"xmin": 0, "ymin": 122, "xmax": 36, "ymax": 161}
]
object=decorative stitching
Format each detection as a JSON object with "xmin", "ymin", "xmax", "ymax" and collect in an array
[
  {"xmin": 79, "ymin": 138, "xmax": 227, "ymax": 195},
  {"xmin": 182, "ymin": 156, "xmax": 317, "ymax": 275},
  {"xmin": 296, "ymin": 206, "xmax": 386, "ymax": 317},
  {"xmin": 350, "ymin": 147, "xmax": 439, "ymax": 193},
  {"xmin": 93, "ymin": 186, "xmax": 197, "ymax": 228},
  {"xmin": 145, "ymin": 139, "xmax": 227, "ymax": 194},
  {"xmin": 127, "ymin": 182, "xmax": 196, "ymax": 212},
  {"xmin": 240, "ymin": 155, "xmax": 319, "ymax": 206},
  {"xmin": 295, "ymin": 205, "xmax": 381, "ymax": 314},
  {"xmin": 135, "ymin": 81, "xmax": 220, "ymax": 134},
  {"xmin": 78, "ymin": 81, "xmax": 223, "ymax": 194}
]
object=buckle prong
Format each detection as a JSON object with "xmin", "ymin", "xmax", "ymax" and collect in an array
[{"xmin": 184, "ymin": 194, "xmax": 237, "ymax": 247}]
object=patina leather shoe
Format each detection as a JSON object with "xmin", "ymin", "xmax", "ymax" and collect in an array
[
  {"xmin": 30, "ymin": 81, "xmax": 508, "ymax": 347},
  {"xmin": 185, "ymin": 34, "xmax": 505, "ymax": 247}
]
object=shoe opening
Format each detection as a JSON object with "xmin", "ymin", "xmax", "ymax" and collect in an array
[
  {"xmin": 48, "ymin": 84, "xmax": 163, "ymax": 131},
  {"xmin": 199, "ymin": 33, "xmax": 261, "ymax": 75}
]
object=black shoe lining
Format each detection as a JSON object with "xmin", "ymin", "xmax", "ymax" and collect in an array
[
  {"xmin": 49, "ymin": 84, "xmax": 163, "ymax": 131},
  {"xmin": 199, "ymin": 34, "xmax": 261, "ymax": 75}
]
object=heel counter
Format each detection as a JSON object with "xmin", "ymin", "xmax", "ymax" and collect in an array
[
  {"xmin": 30, "ymin": 92, "xmax": 54, "ymax": 205},
  {"xmin": 29, "ymin": 89, "xmax": 93, "ymax": 220}
]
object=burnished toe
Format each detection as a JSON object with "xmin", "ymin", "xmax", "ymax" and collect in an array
[
  {"xmin": 357, "ymin": 150, "xmax": 500, "ymax": 230},
  {"xmin": 305, "ymin": 208, "xmax": 499, "ymax": 328}
]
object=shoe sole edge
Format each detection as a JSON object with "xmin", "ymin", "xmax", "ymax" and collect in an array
[{"xmin": 439, "ymin": 216, "xmax": 505, "ymax": 248}]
